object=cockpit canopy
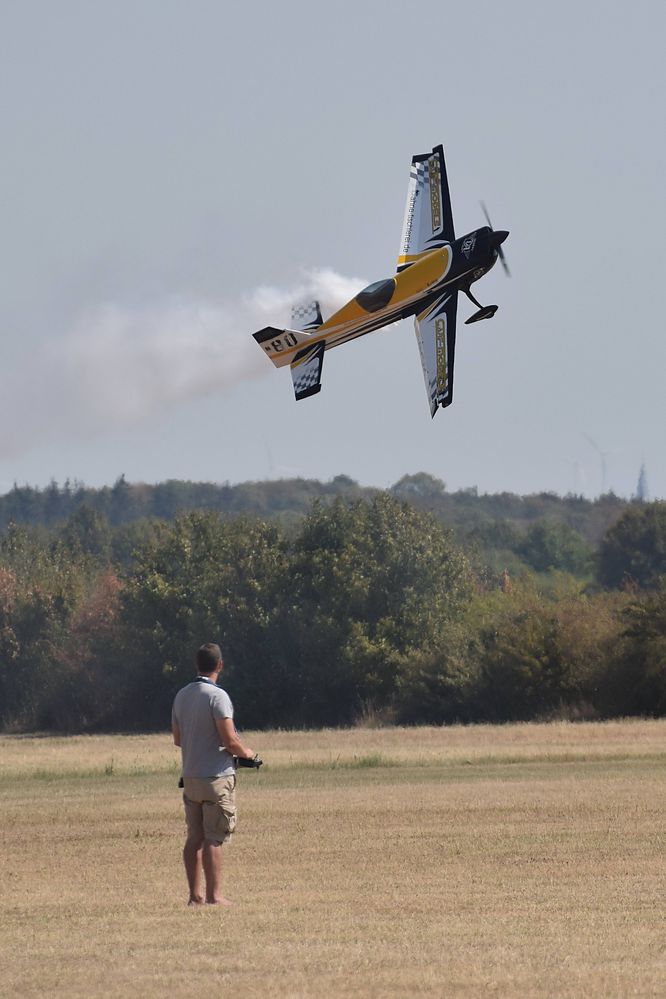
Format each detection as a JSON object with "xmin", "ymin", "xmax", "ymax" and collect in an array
[{"xmin": 355, "ymin": 278, "xmax": 396, "ymax": 313}]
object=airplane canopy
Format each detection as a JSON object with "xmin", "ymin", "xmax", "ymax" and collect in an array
[{"xmin": 355, "ymin": 278, "xmax": 396, "ymax": 313}]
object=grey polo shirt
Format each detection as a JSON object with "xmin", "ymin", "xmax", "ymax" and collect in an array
[{"xmin": 172, "ymin": 677, "xmax": 236, "ymax": 778}]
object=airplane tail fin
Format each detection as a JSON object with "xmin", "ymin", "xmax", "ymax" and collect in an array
[
  {"xmin": 253, "ymin": 326, "xmax": 313, "ymax": 368},
  {"xmin": 253, "ymin": 319, "xmax": 325, "ymax": 397},
  {"xmin": 291, "ymin": 299, "xmax": 323, "ymax": 331}
]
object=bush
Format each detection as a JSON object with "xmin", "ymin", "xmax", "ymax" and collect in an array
[{"xmin": 602, "ymin": 589, "xmax": 666, "ymax": 715}]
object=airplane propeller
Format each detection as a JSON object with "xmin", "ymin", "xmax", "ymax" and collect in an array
[{"xmin": 481, "ymin": 201, "xmax": 510, "ymax": 276}]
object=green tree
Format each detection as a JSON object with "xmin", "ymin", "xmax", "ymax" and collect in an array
[
  {"xmin": 474, "ymin": 598, "xmax": 572, "ymax": 721},
  {"xmin": 0, "ymin": 525, "xmax": 90, "ymax": 729},
  {"xmin": 466, "ymin": 582, "xmax": 629, "ymax": 721},
  {"xmin": 43, "ymin": 571, "xmax": 124, "ymax": 731},
  {"xmin": 519, "ymin": 521, "xmax": 593, "ymax": 575},
  {"xmin": 117, "ymin": 512, "xmax": 286, "ymax": 729},
  {"xmin": 59, "ymin": 506, "xmax": 112, "ymax": 562},
  {"xmin": 391, "ymin": 472, "xmax": 446, "ymax": 500},
  {"xmin": 598, "ymin": 503, "xmax": 666, "ymax": 589},
  {"xmin": 278, "ymin": 495, "xmax": 473, "ymax": 726}
]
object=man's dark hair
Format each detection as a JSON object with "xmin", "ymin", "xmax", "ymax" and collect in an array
[{"xmin": 196, "ymin": 643, "xmax": 223, "ymax": 674}]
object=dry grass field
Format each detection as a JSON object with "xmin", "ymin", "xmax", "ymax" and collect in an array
[{"xmin": 1, "ymin": 719, "xmax": 666, "ymax": 997}]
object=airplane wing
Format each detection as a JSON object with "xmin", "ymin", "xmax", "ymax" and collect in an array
[
  {"xmin": 398, "ymin": 145, "xmax": 455, "ymax": 272},
  {"xmin": 414, "ymin": 291, "xmax": 458, "ymax": 417}
]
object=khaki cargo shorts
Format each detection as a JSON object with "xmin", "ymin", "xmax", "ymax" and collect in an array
[{"xmin": 182, "ymin": 774, "xmax": 237, "ymax": 845}]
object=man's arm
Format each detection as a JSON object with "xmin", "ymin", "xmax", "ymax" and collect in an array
[
  {"xmin": 215, "ymin": 717, "xmax": 254, "ymax": 759},
  {"xmin": 172, "ymin": 721, "xmax": 181, "ymax": 747}
]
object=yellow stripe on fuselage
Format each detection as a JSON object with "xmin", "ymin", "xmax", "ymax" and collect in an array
[{"xmin": 271, "ymin": 247, "xmax": 452, "ymax": 368}]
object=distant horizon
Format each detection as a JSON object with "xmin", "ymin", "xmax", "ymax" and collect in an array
[{"xmin": 0, "ymin": 470, "xmax": 659, "ymax": 504}]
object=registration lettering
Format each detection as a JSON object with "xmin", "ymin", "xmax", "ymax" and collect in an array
[
  {"xmin": 435, "ymin": 318, "xmax": 448, "ymax": 394},
  {"xmin": 429, "ymin": 155, "xmax": 442, "ymax": 234},
  {"xmin": 268, "ymin": 331, "xmax": 298, "ymax": 353}
]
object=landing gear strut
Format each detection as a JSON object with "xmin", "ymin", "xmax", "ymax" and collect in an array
[{"xmin": 463, "ymin": 288, "xmax": 498, "ymax": 324}]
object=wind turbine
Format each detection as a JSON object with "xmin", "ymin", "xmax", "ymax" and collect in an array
[{"xmin": 582, "ymin": 433, "xmax": 609, "ymax": 496}]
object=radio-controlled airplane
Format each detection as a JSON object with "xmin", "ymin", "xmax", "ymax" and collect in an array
[{"xmin": 252, "ymin": 144, "xmax": 509, "ymax": 416}]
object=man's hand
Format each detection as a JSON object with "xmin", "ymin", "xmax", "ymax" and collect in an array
[{"xmin": 235, "ymin": 754, "xmax": 263, "ymax": 769}]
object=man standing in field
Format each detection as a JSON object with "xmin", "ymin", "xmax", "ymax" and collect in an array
[{"xmin": 172, "ymin": 643, "xmax": 257, "ymax": 906}]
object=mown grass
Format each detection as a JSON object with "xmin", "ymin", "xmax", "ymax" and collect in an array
[
  {"xmin": 1, "ymin": 720, "xmax": 666, "ymax": 997},
  {"xmin": 2, "ymin": 718, "xmax": 664, "ymax": 779}
]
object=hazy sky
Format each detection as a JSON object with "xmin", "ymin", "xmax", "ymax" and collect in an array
[{"xmin": 1, "ymin": 0, "xmax": 664, "ymax": 498}]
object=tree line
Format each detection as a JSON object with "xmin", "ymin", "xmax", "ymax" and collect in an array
[
  {"xmin": 0, "ymin": 473, "xmax": 631, "ymax": 543},
  {"xmin": 0, "ymin": 484, "xmax": 664, "ymax": 733}
]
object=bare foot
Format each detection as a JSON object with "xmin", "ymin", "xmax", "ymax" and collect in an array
[
  {"xmin": 206, "ymin": 897, "xmax": 233, "ymax": 906},
  {"xmin": 188, "ymin": 897, "xmax": 204, "ymax": 906}
]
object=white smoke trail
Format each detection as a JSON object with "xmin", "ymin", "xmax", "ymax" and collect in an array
[{"xmin": 0, "ymin": 268, "xmax": 366, "ymax": 457}]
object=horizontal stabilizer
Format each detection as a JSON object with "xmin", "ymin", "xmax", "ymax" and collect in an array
[{"xmin": 291, "ymin": 341, "xmax": 325, "ymax": 400}]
